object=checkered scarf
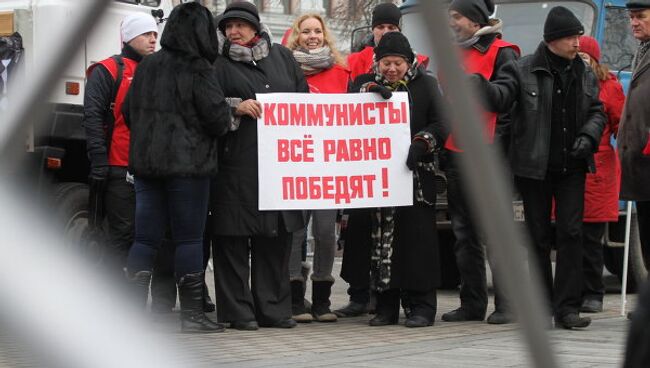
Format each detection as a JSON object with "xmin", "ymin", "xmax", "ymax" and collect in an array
[
  {"xmin": 223, "ymin": 32, "xmax": 271, "ymax": 63},
  {"xmin": 633, "ymin": 41, "xmax": 650, "ymax": 72}
]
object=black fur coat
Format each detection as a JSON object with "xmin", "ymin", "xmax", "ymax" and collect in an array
[{"xmin": 124, "ymin": 3, "xmax": 231, "ymax": 178}]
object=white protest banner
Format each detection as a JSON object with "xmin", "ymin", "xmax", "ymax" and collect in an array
[{"xmin": 257, "ymin": 92, "xmax": 413, "ymax": 210}]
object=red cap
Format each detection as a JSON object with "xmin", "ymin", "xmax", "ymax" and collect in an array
[{"xmin": 579, "ymin": 36, "xmax": 600, "ymax": 63}]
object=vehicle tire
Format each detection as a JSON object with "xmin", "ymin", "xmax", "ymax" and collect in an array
[
  {"xmin": 52, "ymin": 182, "xmax": 104, "ymax": 264},
  {"xmin": 438, "ymin": 229, "xmax": 460, "ymax": 290}
]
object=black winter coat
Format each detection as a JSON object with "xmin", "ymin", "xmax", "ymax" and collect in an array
[
  {"xmin": 482, "ymin": 42, "xmax": 606, "ymax": 180},
  {"xmin": 209, "ymin": 39, "xmax": 309, "ymax": 237},
  {"xmin": 347, "ymin": 70, "xmax": 448, "ymax": 291},
  {"xmin": 124, "ymin": 3, "xmax": 231, "ymax": 178}
]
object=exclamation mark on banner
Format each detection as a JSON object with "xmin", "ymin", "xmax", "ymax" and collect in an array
[{"xmin": 382, "ymin": 168, "xmax": 389, "ymax": 197}]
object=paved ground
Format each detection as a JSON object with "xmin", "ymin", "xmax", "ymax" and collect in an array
[{"xmin": 0, "ymin": 257, "xmax": 638, "ymax": 368}]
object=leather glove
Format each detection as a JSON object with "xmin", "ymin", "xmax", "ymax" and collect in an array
[
  {"xmin": 90, "ymin": 163, "xmax": 109, "ymax": 180},
  {"xmin": 406, "ymin": 140, "xmax": 428, "ymax": 171},
  {"xmin": 367, "ymin": 83, "xmax": 393, "ymax": 99},
  {"xmin": 569, "ymin": 135, "xmax": 594, "ymax": 159}
]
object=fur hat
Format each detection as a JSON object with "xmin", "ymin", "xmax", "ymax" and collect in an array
[
  {"xmin": 218, "ymin": 1, "xmax": 261, "ymax": 34},
  {"xmin": 121, "ymin": 13, "xmax": 158, "ymax": 44},
  {"xmin": 372, "ymin": 3, "xmax": 402, "ymax": 29},
  {"xmin": 449, "ymin": 0, "xmax": 495, "ymax": 26},
  {"xmin": 579, "ymin": 36, "xmax": 600, "ymax": 62},
  {"xmin": 543, "ymin": 6, "xmax": 584, "ymax": 42},
  {"xmin": 374, "ymin": 31, "xmax": 414, "ymax": 64}
]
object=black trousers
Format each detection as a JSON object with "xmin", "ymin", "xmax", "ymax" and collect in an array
[
  {"xmin": 376, "ymin": 288, "xmax": 437, "ymax": 321},
  {"xmin": 340, "ymin": 208, "xmax": 372, "ymax": 304},
  {"xmin": 104, "ymin": 166, "xmax": 135, "ymax": 273},
  {"xmin": 446, "ymin": 154, "xmax": 507, "ymax": 315},
  {"xmin": 636, "ymin": 201, "xmax": 650, "ymax": 272},
  {"xmin": 213, "ymin": 232, "xmax": 292, "ymax": 325},
  {"xmin": 516, "ymin": 170, "xmax": 585, "ymax": 318},
  {"xmin": 582, "ymin": 222, "xmax": 606, "ymax": 303}
]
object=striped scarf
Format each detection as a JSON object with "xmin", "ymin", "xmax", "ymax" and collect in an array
[{"xmin": 292, "ymin": 46, "xmax": 335, "ymax": 76}]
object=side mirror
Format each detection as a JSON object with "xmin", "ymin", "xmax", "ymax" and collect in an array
[{"xmin": 151, "ymin": 9, "xmax": 165, "ymax": 24}]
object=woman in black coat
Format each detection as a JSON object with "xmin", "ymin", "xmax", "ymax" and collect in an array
[
  {"xmin": 209, "ymin": 2, "xmax": 309, "ymax": 330},
  {"xmin": 124, "ymin": 3, "xmax": 231, "ymax": 333},
  {"xmin": 345, "ymin": 32, "xmax": 448, "ymax": 327}
]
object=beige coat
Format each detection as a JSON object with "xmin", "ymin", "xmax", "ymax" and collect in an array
[{"xmin": 618, "ymin": 47, "xmax": 650, "ymax": 201}]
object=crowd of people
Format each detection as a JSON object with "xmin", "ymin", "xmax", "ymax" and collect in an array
[{"xmin": 81, "ymin": 0, "xmax": 650, "ymax": 337}]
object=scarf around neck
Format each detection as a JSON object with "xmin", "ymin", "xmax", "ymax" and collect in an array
[
  {"xmin": 292, "ymin": 46, "xmax": 335, "ymax": 75},
  {"xmin": 372, "ymin": 57, "xmax": 420, "ymax": 89},
  {"xmin": 456, "ymin": 18, "xmax": 504, "ymax": 49},
  {"xmin": 223, "ymin": 32, "xmax": 271, "ymax": 63}
]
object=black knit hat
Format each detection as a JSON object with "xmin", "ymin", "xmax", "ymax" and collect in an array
[
  {"xmin": 543, "ymin": 6, "xmax": 584, "ymax": 42},
  {"xmin": 449, "ymin": 0, "xmax": 495, "ymax": 26},
  {"xmin": 626, "ymin": 0, "xmax": 650, "ymax": 9},
  {"xmin": 372, "ymin": 3, "xmax": 402, "ymax": 29},
  {"xmin": 218, "ymin": 1, "xmax": 260, "ymax": 34},
  {"xmin": 374, "ymin": 32, "xmax": 415, "ymax": 64}
]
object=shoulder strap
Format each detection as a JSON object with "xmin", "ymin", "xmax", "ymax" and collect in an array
[{"xmin": 106, "ymin": 54, "xmax": 124, "ymax": 155}]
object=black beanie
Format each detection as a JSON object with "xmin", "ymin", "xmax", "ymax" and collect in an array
[
  {"xmin": 449, "ymin": 0, "xmax": 494, "ymax": 26},
  {"xmin": 374, "ymin": 32, "xmax": 415, "ymax": 64},
  {"xmin": 543, "ymin": 6, "xmax": 584, "ymax": 42},
  {"xmin": 218, "ymin": 1, "xmax": 260, "ymax": 34},
  {"xmin": 372, "ymin": 3, "xmax": 402, "ymax": 29}
]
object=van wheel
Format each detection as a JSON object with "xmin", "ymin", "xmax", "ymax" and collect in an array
[{"xmin": 52, "ymin": 182, "xmax": 104, "ymax": 264}]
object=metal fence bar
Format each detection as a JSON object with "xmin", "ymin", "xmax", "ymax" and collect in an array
[{"xmin": 418, "ymin": 2, "xmax": 559, "ymax": 368}]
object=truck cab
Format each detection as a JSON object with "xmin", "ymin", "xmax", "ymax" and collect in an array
[{"xmin": 0, "ymin": 0, "xmax": 172, "ymax": 260}]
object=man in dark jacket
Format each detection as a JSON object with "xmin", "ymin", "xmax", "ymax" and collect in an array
[
  {"xmin": 441, "ymin": 0, "xmax": 520, "ymax": 325},
  {"xmin": 618, "ymin": 0, "xmax": 650, "ymax": 276},
  {"xmin": 83, "ymin": 13, "xmax": 157, "ymax": 273},
  {"xmin": 474, "ymin": 6, "xmax": 606, "ymax": 329}
]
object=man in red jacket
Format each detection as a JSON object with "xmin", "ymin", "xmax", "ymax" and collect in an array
[
  {"xmin": 441, "ymin": 0, "xmax": 520, "ymax": 325},
  {"xmin": 347, "ymin": 2, "xmax": 429, "ymax": 81},
  {"xmin": 84, "ymin": 13, "xmax": 158, "ymax": 276}
]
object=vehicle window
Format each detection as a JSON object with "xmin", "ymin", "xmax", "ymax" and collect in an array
[
  {"xmin": 494, "ymin": 1, "xmax": 595, "ymax": 56},
  {"xmin": 601, "ymin": 7, "xmax": 638, "ymax": 72},
  {"xmin": 114, "ymin": 0, "xmax": 162, "ymax": 7}
]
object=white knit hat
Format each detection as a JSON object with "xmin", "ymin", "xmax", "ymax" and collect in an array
[{"xmin": 120, "ymin": 13, "xmax": 158, "ymax": 44}]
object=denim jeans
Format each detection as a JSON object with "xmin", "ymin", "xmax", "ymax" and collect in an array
[{"xmin": 127, "ymin": 177, "xmax": 209, "ymax": 277}]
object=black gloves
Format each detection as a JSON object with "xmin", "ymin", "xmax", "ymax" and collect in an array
[
  {"xmin": 367, "ymin": 83, "xmax": 393, "ymax": 99},
  {"xmin": 570, "ymin": 135, "xmax": 594, "ymax": 159},
  {"xmin": 88, "ymin": 174, "xmax": 108, "ymax": 229},
  {"xmin": 90, "ymin": 162, "xmax": 109, "ymax": 180},
  {"xmin": 406, "ymin": 140, "xmax": 428, "ymax": 171}
]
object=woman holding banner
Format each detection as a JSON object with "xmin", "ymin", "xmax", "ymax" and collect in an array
[
  {"xmin": 347, "ymin": 32, "xmax": 448, "ymax": 327},
  {"xmin": 283, "ymin": 14, "xmax": 350, "ymax": 323},
  {"xmin": 209, "ymin": 2, "xmax": 309, "ymax": 330}
]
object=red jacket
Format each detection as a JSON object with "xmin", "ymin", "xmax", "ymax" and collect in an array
[
  {"xmin": 347, "ymin": 46, "xmax": 430, "ymax": 81},
  {"xmin": 86, "ymin": 56, "xmax": 138, "ymax": 167},
  {"xmin": 305, "ymin": 64, "xmax": 350, "ymax": 93},
  {"xmin": 444, "ymin": 38, "xmax": 520, "ymax": 152},
  {"xmin": 583, "ymin": 74, "xmax": 625, "ymax": 222}
]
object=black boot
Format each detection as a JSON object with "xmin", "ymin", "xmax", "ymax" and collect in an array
[
  {"xmin": 291, "ymin": 280, "xmax": 312, "ymax": 323},
  {"xmin": 150, "ymin": 272, "xmax": 177, "ymax": 313},
  {"xmin": 203, "ymin": 283, "xmax": 216, "ymax": 313},
  {"xmin": 312, "ymin": 281, "xmax": 337, "ymax": 322},
  {"xmin": 178, "ymin": 272, "xmax": 224, "ymax": 333},
  {"xmin": 126, "ymin": 270, "xmax": 152, "ymax": 309}
]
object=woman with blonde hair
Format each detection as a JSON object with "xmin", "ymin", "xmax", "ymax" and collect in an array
[{"xmin": 285, "ymin": 13, "xmax": 350, "ymax": 323}]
